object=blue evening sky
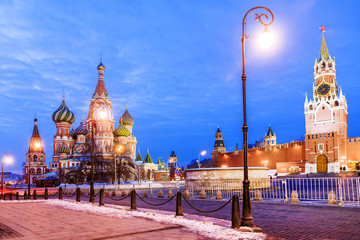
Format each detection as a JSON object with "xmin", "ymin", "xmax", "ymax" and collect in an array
[{"xmin": 1, "ymin": 0, "xmax": 360, "ymax": 173}]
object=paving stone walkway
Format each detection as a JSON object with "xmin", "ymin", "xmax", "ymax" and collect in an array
[{"xmin": 0, "ymin": 202, "xmax": 211, "ymax": 240}]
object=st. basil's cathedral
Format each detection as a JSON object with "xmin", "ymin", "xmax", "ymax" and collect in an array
[{"xmin": 25, "ymin": 61, "xmax": 141, "ymax": 184}]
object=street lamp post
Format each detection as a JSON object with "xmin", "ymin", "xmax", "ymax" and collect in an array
[
  {"xmin": 197, "ymin": 150, "xmax": 206, "ymax": 168},
  {"xmin": 1, "ymin": 153, "xmax": 11, "ymax": 195},
  {"xmin": 240, "ymin": 7, "xmax": 274, "ymax": 227},
  {"xmin": 89, "ymin": 121, "xmax": 95, "ymax": 203}
]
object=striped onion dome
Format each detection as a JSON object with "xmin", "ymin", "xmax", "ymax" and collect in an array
[
  {"xmin": 114, "ymin": 123, "xmax": 129, "ymax": 137},
  {"xmin": 120, "ymin": 109, "xmax": 134, "ymax": 126},
  {"xmin": 52, "ymin": 99, "xmax": 75, "ymax": 124},
  {"xmin": 73, "ymin": 121, "xmax": 88, "ymax": 136},
  {"xmin": 58, "ymin": 142, "xmax": 70, "ymax": 154}
]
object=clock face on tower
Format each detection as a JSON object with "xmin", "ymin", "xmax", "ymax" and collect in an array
[{"xmin": 316, "ymin": 83, "xmax": 331, "ymax": 96}]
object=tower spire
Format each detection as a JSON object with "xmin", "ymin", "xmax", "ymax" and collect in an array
[{"xmin": 319, "ymin": 26, "xmax": 330, "ymax": 61}]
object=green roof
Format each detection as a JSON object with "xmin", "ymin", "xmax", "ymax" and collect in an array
[
  {"xmin": 267, "ymin": 125, "xmax": 275, "ymax": 137},
  {"xmin": 143, "ymin": 150, "xmax": 153, "ymax": 163},
  {"xmin": 136, "ymin": 150, "xmax": 142, "ymax": 162}
]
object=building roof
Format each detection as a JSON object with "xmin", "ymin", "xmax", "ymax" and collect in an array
[
  {"xmin": 266, "ymin": 125, "xmax": 275, "ymax": 137},
  {"xmin": 120, "ymin": 108, "xmax": 134, "ymax": 126},
  {"xmin": 143, "ymin": 150, "xmax": 153, "ymax": 163},
  {"xmin": 93, "ymin": 61, "xmax": 108, "ymax": 98},
  {"xmin": 170, "ymin": 150, "xmax": 176, "ymax": 157},
  {"xmin": 319, "ymin": 32, "xmax": 330, "ymax": 61},
  {"xmin": 28, "ymin": 118, "xmax": 44, "ymax": 153}
]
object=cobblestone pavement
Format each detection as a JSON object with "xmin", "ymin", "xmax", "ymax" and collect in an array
[
  {"xmin": 60, "ymin": 194, "xmax": 360, "ymax": 240},
  {"xmin": 0, "ymin": 201, "xmax": 211, "ymax": 240}
]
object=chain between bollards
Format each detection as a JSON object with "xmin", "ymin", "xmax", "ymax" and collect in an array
[
  {"xmin": 176, "ymin": 192, "xmax": 183, "ymax": 216},
  {"xmin": 232, "ymin": 195, "xmax": 241, "ymax": 229},
  {"xmin": 99, "ymin": 189, "xmax": 104, "ymax": 206},
  {"xmin": 130, "ymin": 190, "xmax": 136, "ymax": 210}
]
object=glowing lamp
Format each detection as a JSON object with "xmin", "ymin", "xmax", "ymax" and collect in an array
[
  {"xmin": 221, "ymin": 165, "xmax": 227, "ymax": 168},
  {"xmin": 4, "ymin": 155, "xmax": 12, "ymax": 165},
  {"xmin": 200, "ymin": 150, "xmax": 207, "ymax": 156},
  {"xmin": 258, "ymin": 27, "xmax": 274, "ymax": 49},
  {"xmin": 99, "ymin": 110, "xmax": 107, "ymax": 120},
  {"xmin": 35, "ymin": 142, "xmax": 41, "ymax": 148}
]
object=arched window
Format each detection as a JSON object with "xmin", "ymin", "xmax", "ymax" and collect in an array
[
  {"xmin": 37, "ymin": 168, "xmax": 42, "ymax": 175},
  {"xmin": 334, "ymin": 101, "xmax": 339, "ymax": 106},
  {"xmin": 309, "ymin": 105, "xmax": 313, "ymax": 110},
  {"xmin": 30, "ymin": 168, "xmax": 35, "ymax": 174},
  {"xmin": 33, "ymin": 155, "xmax": 38, "ymax": 161},
  {"xmin": 322, "ymin": 62, "xmax": 325, "ymax": 68},
  {"xmin": 328, "ymin": 62, "xmax": 332, "ymax": 68}
]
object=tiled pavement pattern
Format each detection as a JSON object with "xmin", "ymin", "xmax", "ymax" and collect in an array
[
  {"xmin": 0, "ymin": 202, "xmax": 210, "ymax": 240},
  {"xmin": 0, "ymin": 222, "xmax": 23, "ymax": 239},
  {"xmin": 70, "ymin": 194, "xmax": 360, "ymax": 240}
]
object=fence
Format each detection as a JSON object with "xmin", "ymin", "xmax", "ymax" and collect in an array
[{"xmin": 186, "ymin": 177, "xmax": 360, "ymax": 204}]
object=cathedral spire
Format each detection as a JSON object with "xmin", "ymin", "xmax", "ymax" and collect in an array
[
  {"xmin": 319, "ymin": 26, "xmax": 330, "ymax": 61},
  {"xmin": 93, "ymin": 60, "xmax": 108, "ymax": 98},
  {"xmin": 28, "ymin": 118, "xmax": 44, "ymax": 153}
]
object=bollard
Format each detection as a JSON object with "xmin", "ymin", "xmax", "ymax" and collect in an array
[
  {"xmin": 176, "ymin": 192, "xmax": 183, "ymax": 216},
  {"xmin": 143, "ymin": 191, "xmax": 148, "ymax": 198},
  {"xmin": 328, "ymin": 191, "xmax": 337, "ymax": 205},
  {"xmin": 33, "ymin": 190, "xmax": 37, "ymax": 200},
  {"xmin": 158, "ymin": 190, "xmax": 164, "ymax": 198},
  {"xmin": 59, "ymin": 187, "xmax": 63, "ymax": 200},
  {"xmin": 290, "ymin": 190, "xmax": 300, "ymax": 204},
  {"xmin": 16, "ymin": 192, "xmax": 19, "ymax": 200},
  {"xmin": 253, "ymin": 190, "xmax": 263, "ymax": 202},
  {"xmin": 130, "ymin": 190, "xmax": 136, "ymax": 210},
  {"xmin": 231, "ymin": 195, "xmax": 241, "ymax": 229},
  {"xmin": 99, "ymin": 189, "xmax": 104, "ymax": 206},
  {"xmin": 216, "ymin": 190, "xmax": 223, "ymax": 200},
  {"xmin": 168, "ymin": 189, "xmax": 173, "ymax": 198},
  {"xmin": 2, "ymin": 193, "xmax": 6, "ymax": 201},
  {"xmin": 183, "ymin": 190, "xmax": 190, "ymax": 199},
  {"xmin": 199, "ymin": 190, "xmax": 207, "ymax": 199},
  {"xmin": 76, "ymin": 188, "xmax": 81, "ymax": 202},
  {"xmin": 9, "ymin": 192, "xmax": 12, "ymax": 201},
  {"xmin": 24, "ymin": 191, "xmax": 28, "ymax": 200},
  {"xmin": 44, "ymin": 188, "xmax": 48, "ymax": 200}
]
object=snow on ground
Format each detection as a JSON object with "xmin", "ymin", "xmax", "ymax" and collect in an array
[{"xmin": 46, "ymin": 200, "xmax": 265, "ymax": 240}]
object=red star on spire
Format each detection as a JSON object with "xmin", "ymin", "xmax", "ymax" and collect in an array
[{"xmin": 320, "ymin": 26, "xmax": 326, "ymax": 32}]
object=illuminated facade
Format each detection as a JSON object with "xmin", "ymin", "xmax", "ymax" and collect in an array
[
  {"xmin": 49, "ymin": 61, "xmax": 139, "ymax": 183},
  {"xmin": 25, "ymin": 118, "xmax": 47, "ymax": 184},
  {"xmin": 212, "ymin": 29, "xmax": 360, "ymax": 174}
]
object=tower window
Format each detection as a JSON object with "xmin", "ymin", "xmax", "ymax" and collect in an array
[
  {"xmin": 329, "ymin": 63, "xmax": 332, "ymax": 68},
  {"xmin": 322, "ymin": 62, "xmax": 325, "ymax": 68},
  {"xmin": 335, "ymin": 101, "xmax": 339, "ymax": 106},
  {"xmin": 33, "ymin": 155, "xmax": 38, "ymax": 161}
]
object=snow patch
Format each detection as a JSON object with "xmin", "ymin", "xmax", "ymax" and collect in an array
[{"xmin": 46, "ymin": 200, "xmax": 265, "ymax": 240}]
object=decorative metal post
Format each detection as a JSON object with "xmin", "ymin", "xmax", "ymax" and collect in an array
[
  {"xmin": 176, "ymin": 191, "xmax": 183, "ymax": 216},
  {"xmin": 89, "ymin": 122, "xmax": 95, "ymax": 203},
  {"xmin": 241, "ymin": 6, "xmax": 274, "ymax": 227}
]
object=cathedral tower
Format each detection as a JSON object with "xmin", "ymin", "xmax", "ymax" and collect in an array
[
  {"xmin": 304, "ymin": 27, "xmax": 347, "ymax": 173},
  {"xmin": 213, "ymin": 127, "xmax": 226, "ymax": 152},
  {"xmin": 25, "ymin": 118, "xmax": 47, "ymax": 184},
  {"xmin": 87, "ymin": 61, "xmax": 115, "ymax": 159},
  {"xmin": 52, "ymin": 97, "xmax": 75, "ymax": 163}
]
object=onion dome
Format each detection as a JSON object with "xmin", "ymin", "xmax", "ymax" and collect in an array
[
  {"xmin": 73, "ymin": 121, "xmax": 88, "ymax": 136},
  {"xmin": 52, "ymin": 99, "xmax": 75, "ymax": 124},
  {"xmin": 120, "ymin": 108, "xmax": 134, "ymax": 126},
  {"xmin": 58, "ymin": 142, "xmax": 70, "ymax": 154},
  {"xmin": 114, "ymin": 123, "xmax": 129, "ymax": 137},
  {"xmin": 97, "ymin": 61, "xmax": 105, "ymax": 71}
]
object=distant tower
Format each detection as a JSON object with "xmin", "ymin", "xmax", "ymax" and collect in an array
[
  {"xmin": 213, "ymin": 127, "xmax": 226, "ymax": 152},
  {"xmin": 87, "ymin": 60, "xmax": 115, "ymax": 159},
  {"xmin": 304, "ymin": 27, "xmax": 347, "ymax": 173},
  {"xmin": 168, "ymin": 150, "xmax": 177, "ymax": 180},
  {"xmin": 71, "ymin": 120, "xmax": 88, "ymax": 156},
  {"xmin": 25, "ymin": 118, "xmax": 47, "ymax": 184},
  {"xmin": 52, "ymin": 97, "xmax": 75, "ymax": 163},
  {"xmin": 264, "ymin": 125, "xmax": 276, "ymax": 150}
]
